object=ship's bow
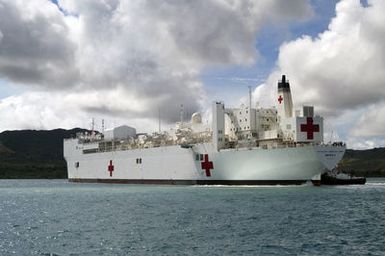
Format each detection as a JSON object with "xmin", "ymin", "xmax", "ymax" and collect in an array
[{"xmin": 315, "ymin": 143, "xmax": 346, "ymax": 171}]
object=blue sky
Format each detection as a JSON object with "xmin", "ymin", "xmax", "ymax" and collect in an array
[
  {"xmin": 0, "ymin": 0, "xmax": 384, "ymax": 149},
  {"xmin": 0, "ymin": 79, "xmax": 18, "ymax": 99}
]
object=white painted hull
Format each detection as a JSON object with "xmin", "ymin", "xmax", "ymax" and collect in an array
[{"xmin": 64, "ymin": 139, "xmax": 345, "ymax": 185}]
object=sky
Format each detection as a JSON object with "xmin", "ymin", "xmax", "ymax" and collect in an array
[{"xmin": 0, "ymin": 0, "xmax": 384, "ymax": 149}]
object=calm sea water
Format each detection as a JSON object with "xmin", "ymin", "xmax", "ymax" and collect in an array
[{"xmin": 1, "ymin": 179, "xmax": 385, "ymax": 255}]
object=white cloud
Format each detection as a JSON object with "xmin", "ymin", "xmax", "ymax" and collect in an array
[
  {"xmin": 254, "ymin": 0, "xmax": 385, "ymax": 147},
  {"xmin": 0, "ymin": 90, "xmax": 162, "ymax": 132},
  {"xmin": 0, "ymin": 0, "xmax": 78, "ymax": 87},
  {"xmin": 346, "ymin": 137, "xmax": 385, "ymax": 150},
  {"xmin": 350, "ymin": 101, "xmax": 385, "ymax": 137},
  {"xmin": 0, "ymin": 0, "xmax": 312, "ymax": 130}
]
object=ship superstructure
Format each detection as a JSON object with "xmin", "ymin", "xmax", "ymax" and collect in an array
[{"xmin": 64, "ymin": 75, "xmax": 345, "ymax": 185}]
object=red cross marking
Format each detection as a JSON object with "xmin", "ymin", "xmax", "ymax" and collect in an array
[
  {"xmin": 300, "ymin": 117, "xmax": 319, "ymax": 140},
  {"xmin": 201, "ymin": 154, "xmax": 213, "ymax": 177},
  {"xmin": 108, "ymin": 160, "xmax": 114, "ymax": 177},
  {"xmin": 278, "ymin": 95, "xmax": 283, "ymax": 104}
]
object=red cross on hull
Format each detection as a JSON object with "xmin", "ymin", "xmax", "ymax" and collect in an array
[
  {"xmin": 201, "ymin": 154, "xmax": 214, "ymax": 177},
  {"xmin": 300, "ymin": 117, "xmax": 319, "ymax": 140},
  {"xmin": 108, "ymin": 160, "xmax": 114, "ymax": 177}
]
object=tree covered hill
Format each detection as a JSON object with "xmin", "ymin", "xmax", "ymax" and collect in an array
[
  {"xmin": 0, "ymin": 128, "xmax": 384, "ymax": 178},
  {"xmin": 0, "ymin": 128, "xmax": 86, "ymax": 178},
  {"xmin": 340, "ymin": 148, "xmax": 385, "ymax": 177}
]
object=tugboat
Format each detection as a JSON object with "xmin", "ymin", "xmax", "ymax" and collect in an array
[{"xmin": 321, "ymin": 169, "xmax": 366, "ymax": 185}]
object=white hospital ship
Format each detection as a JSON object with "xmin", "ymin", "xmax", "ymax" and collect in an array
[{"xmin": 64, "ymin": 75, "xmax": 345, "ymax": 185}]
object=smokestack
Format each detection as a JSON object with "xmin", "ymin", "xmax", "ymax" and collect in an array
[
  {"xmin": 277, "ymin": 75, "xmax": 293, "ymax": 118},
  {"xmin": 278, "ymin": 75, "xmax": 290, "ymax": 91}
]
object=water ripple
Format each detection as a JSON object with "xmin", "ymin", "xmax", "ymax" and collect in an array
[{"xmin": 0, "ymin": 179, "xmax": 385, "ymax": 255}]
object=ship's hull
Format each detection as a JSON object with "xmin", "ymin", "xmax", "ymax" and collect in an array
[
  {"xmin": 68, "ymin": 178, "xmax": 307, "ymax": 185},
  {"xmin": 64, "ymin": 140, "xmax": 345, "ymax": 185}
]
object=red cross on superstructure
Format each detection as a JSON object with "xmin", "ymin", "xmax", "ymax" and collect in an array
[
  {"xmin": 300, "ymin": 117, "xmax": 319, "ymax": 140},
  {"xmin": 278, "ymin": 95, "xmax": 283, "ymax": 104},
  {"xmin": 201, "ymin": 154, "xmax": 213, "ymax": 177},
  {"xmin": 108, "ymin": 160, "xmax": 114, "ymax": 177}
]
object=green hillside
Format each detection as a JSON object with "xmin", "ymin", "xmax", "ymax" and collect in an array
[
  {"xmin": 340, "ymin": 148, "xmax": 385, "ymax": 177},
  {"xmin": 0, "ymin": 128, "xmax": 384, "ymax": 178},
  {"xmin": 0, "ymin": 128, "xmax": 86, "ymax": 179}
]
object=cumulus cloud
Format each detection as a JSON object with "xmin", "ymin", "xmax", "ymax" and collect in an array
[
  {"xmin": 0, "ymin": 91, "xmax": 162, "ymax": 132},
  {"xmin": 351, "ymin": 101, "xmax": 385, "ymax": 137},
  {"xmin": 0, "ymin": 0, "xmax": 78, "ymax": 87},
  {"xmin": 254, "ymin": 0, "xmax": 385, "ymax": 146},
  {"xmin": 0, "ymin": 0, "xmax": 312, "ymax": 130}
]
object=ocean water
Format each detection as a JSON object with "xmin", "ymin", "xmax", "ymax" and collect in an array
[{"xmin": 1, "ymin": 180, "xmax": 385, "ymax": 256}]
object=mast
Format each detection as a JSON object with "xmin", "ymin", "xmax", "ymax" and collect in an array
[
  {"xmin": 180, "ymin": 104, "xmax": 184, "ymax": 125},
  {"xmin": 248, "ymin": 86, "xmax": 252, "ymax": 132},
  {"xmin": 248, "ymin": 86, "xmax": 252, "ymax": 110},
  {"xmin": 91, "ymin": 118, "xmax": 95, "ymax": 132},
  {"xmin": 158, "ymin": 108, "xmax": 161, "ymax": 133}
]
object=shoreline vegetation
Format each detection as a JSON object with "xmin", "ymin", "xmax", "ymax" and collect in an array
[
  {"xmin": 0, "ymin": 129, "xmax": 384, "ymax": 179},
  {"xmin": 0, "ymin": 129, "xmax": 83, "ymax": 179}
]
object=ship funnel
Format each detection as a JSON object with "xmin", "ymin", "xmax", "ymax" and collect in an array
[
  {"xmin": 278, "ymin": 75, "xmax": 290, "ymax": 91},
  {"xmin": 277, "ymin": 74, "xmax": 293, "ymax": 118}
]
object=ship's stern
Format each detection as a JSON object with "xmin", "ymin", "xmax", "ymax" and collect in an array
[{"xmin": 63, "ymin": 138, "xmax": 83, "ymax": 180}]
